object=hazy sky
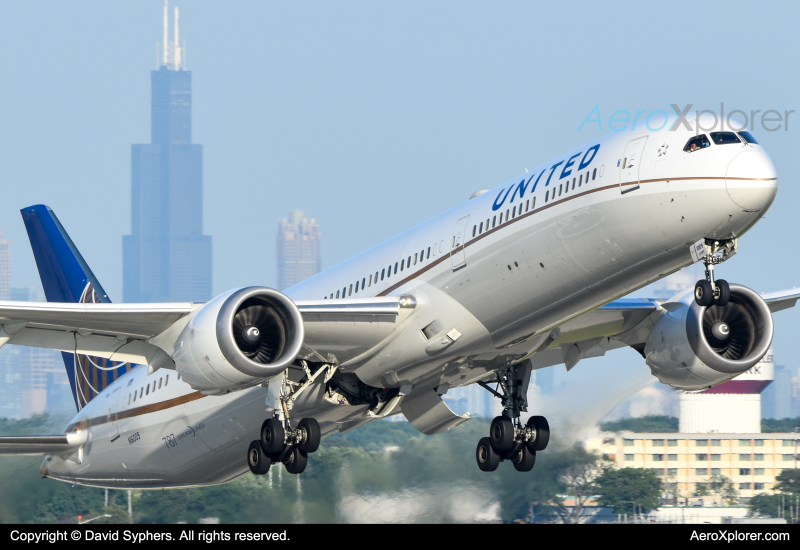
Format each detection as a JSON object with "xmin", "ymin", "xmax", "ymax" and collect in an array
[{"xmin": 2, "ymin": 1, "xmax": 800, "ymax": 356}]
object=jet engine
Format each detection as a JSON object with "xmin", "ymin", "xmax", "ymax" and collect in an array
[
  {"xmin": 171, "ymin": 287, "xmax": 304, "ymax": 393},
  {"xmin": 643, "ymin": 284, "xmax": 772, "ymax": 390}
]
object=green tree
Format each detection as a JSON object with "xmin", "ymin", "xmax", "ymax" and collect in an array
[
  {"xmin": 709, "ymin": 475, "xmax": 738, "ymax": 505},
  {"xmin": 760, "ymin": 418, "xmax": 800, "ymax": 433},
  {"xmin": 594, "ymin": 467, "xmax": 663, "ymax": 514},
  {"xmin": 774, "ymin": 469, "xmax": 800, "ymax": 495},
  {"xmin": 599, "ymin": 415, "xmax": 678, "ymax": 433},
  {"xmin": 545, "ymin": 446, "xmax": 604, "ymax": 524}
]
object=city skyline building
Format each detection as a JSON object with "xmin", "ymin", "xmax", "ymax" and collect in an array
[
  {"xmin": 0, "ymin": 231, "xmax": 10, "ymax": 301},
  {"xmin": 277, "ymin": 210, "xmax": 321, "ymax": 290},
  {"xmin": 123, "ymin": 2, "xmax": 212, "ymax": 303}
]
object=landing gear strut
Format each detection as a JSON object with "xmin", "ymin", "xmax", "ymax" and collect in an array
[
  {"xmin": 475, "ymin": 360, "xmax": 549, "ymax": 473},
  {"xmin": 247, "ymin": 362, "xmax": 326, "ymax": 476},
  {"xmin": 693, "ymin": 238, "xmax": 737, "ymax": 307}
]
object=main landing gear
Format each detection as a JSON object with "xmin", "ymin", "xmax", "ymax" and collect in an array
[
  {"xmin": 475, "ymin": 360, "xmax": 549, "ymax": 473},
  {"xmin": 247, "ymin": 416, "xmax": 322, "ymax": 476},
  {"xmin": 693, "ymin": 239, "xmax": 737, "ymax": 307},
  {"xmin": 247, "ymin": 363, "xmax": 326, "ymax": 476}
]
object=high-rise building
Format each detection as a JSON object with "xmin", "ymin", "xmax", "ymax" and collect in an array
[
  {"xmin": 123, "ymin": 2, "xmax": 212, "ymax": 303},
  {"xmin": 277, "ymin": 210, "xmax": 321, "ymax": 290},
  {"xmin": 0, "ymin": 231, "xmax": 10, "ymax": 301}
]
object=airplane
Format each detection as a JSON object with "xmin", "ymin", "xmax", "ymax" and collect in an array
[{"xmin": 0, "ymin": 115, "xmax": 798, "ymax": 488}]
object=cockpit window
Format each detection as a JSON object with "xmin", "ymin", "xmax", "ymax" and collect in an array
[
  {"xmin": 710, "ymin": 132, "xmax": 741, "ymax": 145},
  {"xmin": 684, "ymin": 134, "xmax": 711, "ymax": 153},
  {"xmin": 738, "ymin": 131, "xmax": 759, "ymax": 144}
]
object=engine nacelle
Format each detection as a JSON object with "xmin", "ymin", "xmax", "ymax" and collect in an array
[
  {"xmin": 644, "ymin": 284, "xmax": 773, "ymax": 391},
  {"xmin": 171, "ymin": 287, "xmax": 304, "ymax": 393}
]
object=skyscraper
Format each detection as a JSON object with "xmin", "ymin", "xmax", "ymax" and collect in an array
[
  {"xmin": 123, "ymin": 3, "xmax": 212, "ymax": 303},
  {"xmin": 277, "ymin": 210, "xmax": 321, "ymax": 290},
  {"xmin": 0, "ymin": 231, "xmax": 10, "ymax": 301}
]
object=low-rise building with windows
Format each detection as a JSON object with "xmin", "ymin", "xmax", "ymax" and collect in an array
[{"xmin": 590, "ymin": 432, "xmax": 799, "ymax": 499}]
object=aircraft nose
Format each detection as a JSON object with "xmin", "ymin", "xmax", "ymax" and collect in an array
[{"xmin": 725, "ymin": 150, "xmax": 777, "ymax": 211}]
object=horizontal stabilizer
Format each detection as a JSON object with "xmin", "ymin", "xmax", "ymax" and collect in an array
[{"xmin": 0, "ymin": 433, "xmax": 86, "ymax": 456}]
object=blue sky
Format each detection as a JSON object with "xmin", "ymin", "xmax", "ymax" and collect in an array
[{"xmin": 2, "ymin": 0, "xmax": 800, "ymax": 358}]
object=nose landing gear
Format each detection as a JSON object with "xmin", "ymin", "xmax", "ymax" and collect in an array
[
  {"xmin": 692, "ymin": 238, "xmax": 737, "ymax": 307},
  {"xmin": 475, "ymin": 360, "xmax": 550, "ymax": 473}
]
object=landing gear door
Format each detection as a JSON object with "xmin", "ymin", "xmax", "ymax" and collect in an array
[
  {"xmin": 107, "ymin": 388, "xmax": 120, "ymax": 442},
  {"xmin": 450, "ymin": 215, "xmax": 470, "ymax": 271},
  {"xmin": 619, "ymin": 136, "xmax": 647, "ymax": 194}
]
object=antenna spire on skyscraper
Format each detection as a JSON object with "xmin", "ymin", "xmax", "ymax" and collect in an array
[{"xmin": 160, "ymin": 0, "xmax": 185, "ymax": 70}]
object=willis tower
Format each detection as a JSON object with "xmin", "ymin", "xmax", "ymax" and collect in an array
[{"xmin": 123, "ymin": 2, "xmax": 212, "ymax": 303}]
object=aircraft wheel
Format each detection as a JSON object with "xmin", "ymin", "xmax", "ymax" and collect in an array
[
  {"xmin": 527, "ymin": 415, "xmax": 550, "ymax": 451},
  {"xmin": 476, "ymin": 437, "xmax": 500, "ymax": 472},
  {"xmin": 260, "ymin": 418, "xmax": 285, "ymax": 455},
  {"xmin": 489, "ymin": 416, "xmax": 514, "ymax": 452},
  {"xmin": 512, "ymin": 445, "xmax": 536, "ymax": 472},
  {"xmin": 298, "ymin": 418, "xmax": 321, "ymax": 454},
  {"xmin": 713, "ymin": 279, "xmax": 731, "ymax": 307},
  {"xmin": 284, "ymin": 446, "xmax": 308, "ymax": 475},
  {"xmin": 694, "ymin": 280, "xmax": 714, "ymax": 307},
  {"xmin": 247, "ymin": 440, "xmax": 271, "ymax": 475}
]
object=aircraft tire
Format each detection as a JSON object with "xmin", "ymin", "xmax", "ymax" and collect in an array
[
  {"xmin": 713, "ymin": 279, "xmax": 731, "ymax": 307},
  {"xmin": 476, "ymin": 437, "xmax": 500, "ymax": 472},
  {"xmin": 284, "ymin": 446, "xmax": 308, "ymax": 475},
  {"xmin": 261, "ymin": 418, "xmax": 285, "ymax": 455},
  {"xmin": 247, "ymin": 440, "xmax": 271, "ymax": 475},
  {"xmin": 512, "ymin": 445, "xmax": 536, "ymax": 472},
  {"xmin": 527, "ymin": 415, "xmax": 550, "ymax": 451},
  {"xmin": 489, "ymin": 416, "xmax": 514, "ymax": 452},
  {"xmin": 298, "ymin": 418, "xmax": 321, "ymax": 454},
  {"xmin": 694, "ymin": 280, "xmax": 714, "ymax": 307}
]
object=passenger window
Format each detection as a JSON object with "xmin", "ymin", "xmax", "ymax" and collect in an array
[
  {"xmin": 387, "ymin": 265, "xmax": 391, "ymax": 278},
  {"xmin": 427, "ymin": 247, "xmax": 431, "ymax": 259},
  {"xmin": 368, "ymin": 275, "xmax": 372, "ymax": 287},
  {"xmin": 146, "ymin": 385, "xmax": 149, "ymax": 396},
  {"xmin": 738, "ymin": 131, "xmax": 759, "ymax": 144},
  {"xmin": 152, "ymin": 381, "xmax": 156, "ymax": 392},
  {"xmin": 558, "ymin": 184, "xmax": 562, "ymax": 196},
  {"xmin": 158, "ymin": 378, "xmax": 162, "ymax": 389},
  {"xmin": 414, "ymin": 253, "xmax": 418, "ymax": 265},
  {"xmin": 532, "ymin": 197, "xmax": 536, "ymax": 209},
  {"xmin": 545, "ymin": 190, "xmax": 549, "ymax": 202},
  {"xmin": 684, "ymin": 134, "xmax": 711, "ymax": 152},
  {"xmin": 165, "ymin": 374, "xmax": 168, "ymax": 385},
  {"xmin": 375, "ymin": 271, "xmax": 378, "ymax": 283},
  {"xmin": 622, "ymin": 158, "xmax": 627, "ymax": 169},
  {"xmin": 506, "ymin": 209, "xmax": 510, "ymax": 221},
  {"xmin": 362, "ymin": 277, "xmax": 366, "ymax": 288},
  {"xmin": 572, "ymin": 178, "xmax": 576, "ymax": 190},
  {"xmin": 330, "ymin": 293, "xmax": 333, "ymax": 299},
  {"xmin": 472, "ymin": 226, "xmax": 476, "ymax": 237},
  {"xmin": 479, "ymin": 222, "xmax": 483, "ymax": 234},
  {"xmin": 525, "ymin": 200, "xmax": 529, "ymax": 212},
  {"xmin": 140, "ymin": 388, "xmax": 143, "ymax": 398},
  {"xmin": 347, "ymin": 284, "xmax": 351, "ymax": 296},
  {"xmin": 128, "ymin": 394, "xmax": 131, "ymax": 405},
  {"xmin": 579, "ymin": 175, "xmax": 582, "ymax": 186},
  {"xmin": 355, "ymin": 281, "xmax": 359, "ymax": 292},
  {"xmin": 592, "ymin": 168, "xmax": 596, "ymax": 180},
  {"xmin": 408, "ymin": 256, "xmax": 411, "ymax": 267},
  {"xmin": 394, "ymin": 262, "xmax": 398, "ymax": 274},
  {"xmin": 133, "ymin": 392, "xmax": 137, "ymax": 402},
  {"xmin": 710, "ymin": 131, "xmax": 741, "ymax": 145},
  {"xmin": 492, "ymin": 216, "xmax": 496, "ymax": 228},
  {"xmin": 381, "ymin": 269, "xmax": 385, "ymax": 280},
  {"xmin": 420, "ymin": 249, "xmax": 424, "ymax": 261},
  {"xmin": 336, "ymin": 290, "xmax": 340, "ymax": 299},
  {"xmin": 512, "ymin": 206, "xmax": 516, "ymax": 218},
  {"xmin": 401, "ymin": 260, "xmax": 404, "ymax": 271}
]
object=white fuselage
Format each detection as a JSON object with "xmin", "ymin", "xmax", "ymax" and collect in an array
[{"xmin": 43, "ymin": 122, "xmax": 778, "ymax": 488}]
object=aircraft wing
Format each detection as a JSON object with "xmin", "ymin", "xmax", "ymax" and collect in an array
[
  {"xmin": 761, "ymin": 288, "xmax": 800, "ymax": 312},
  {"xmin": 0, "ymin": 297, "xmax": 409, "ymax": 366}
]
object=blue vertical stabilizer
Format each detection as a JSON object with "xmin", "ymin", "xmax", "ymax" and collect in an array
[{"xmin": 20, "ymin": 205, "xmax": 134, "ymax": 411}]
